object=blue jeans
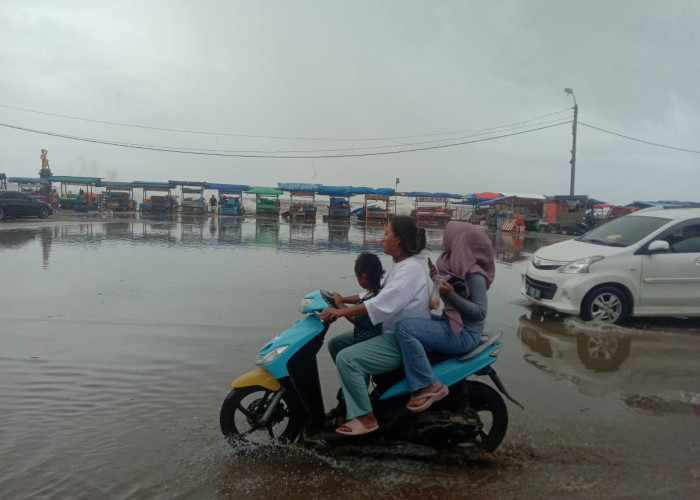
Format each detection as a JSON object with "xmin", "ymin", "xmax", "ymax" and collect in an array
[{"xmin": 395, "ymin": 317, "xmax": 482, "ymax": 393}]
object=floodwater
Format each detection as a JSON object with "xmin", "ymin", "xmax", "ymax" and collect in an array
[{"xmin": 1, "ymin": 215, "xmax": 698, "ymax": 499}]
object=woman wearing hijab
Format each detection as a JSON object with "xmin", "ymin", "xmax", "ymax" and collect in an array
[{"xmin": 395, "ymin": 221, "xmax": 495, "ymax": 413}]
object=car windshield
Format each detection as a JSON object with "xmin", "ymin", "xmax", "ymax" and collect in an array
[{"xmin": 578, "ymin": 215, "xmax": 671, "ymax": 247}]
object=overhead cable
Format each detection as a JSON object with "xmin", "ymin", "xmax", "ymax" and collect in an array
[
  {"xmin": 578, "ymin": 122, "xmax": 700, "ymax": 154},
  {"xmin": 0, "ymin": 121, "xmax": 571, "ymax": 158},
  {"xmin": 0, "ymin": 101, "xmax": 570, "ymax": 142}
]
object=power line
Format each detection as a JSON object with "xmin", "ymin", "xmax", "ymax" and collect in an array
[
  {"xmin": 579, "ymin": 122, "xmax": 700, "ymax": 154},
  {"xmin": 0, "ymin": 120, "xmax": 571, "ymax": 158},
  {"xmin": 0, "ymin": 101, "xmax": 570, "ymax": 142}
]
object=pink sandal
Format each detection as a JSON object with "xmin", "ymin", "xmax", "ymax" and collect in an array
[
  {"xmin": 335, "ymin": 417, "xmax": 379, "ymax": 436},
  {"xmin": 407, "ymin": 383, "xmax": 449, "ymax": 413}
]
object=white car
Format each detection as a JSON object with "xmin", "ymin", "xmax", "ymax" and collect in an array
[{"xmin": 522, "ymin": 206, "xmax": 700, "ymax": 324}]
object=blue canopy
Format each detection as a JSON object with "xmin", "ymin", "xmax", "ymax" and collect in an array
[
  {"xmin": 351, "ymin": 187, "xmax": 376, "ymax": 194},
  {"xmin": 432, "ymin": 192, "xmax": 463, "ymax": 199},
  {"xmin": 374, "ymin": 188, "xmax": 395, "ymax": 195},
  {"xmin": 168, "ymin": 180, "xmax": 206, "ymax": 187},
  {"xmin": 319, "ymin": 185, "xmax": 352, "ymax": 196},
  {"xmin": 205, "ymin": 183, "xmax": 249, "ymax": 192},
  {"xmin": 132, "ymin": 181, "xmax": 172, "ymax": 189},
  {"xmin": 277, "ymin": 182, "xmax": 322, "ymax": 192}
]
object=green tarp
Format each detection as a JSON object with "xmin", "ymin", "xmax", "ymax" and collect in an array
[{"xmin": 247, "ymin": 186, "xmax": 282, "ymax": 195}]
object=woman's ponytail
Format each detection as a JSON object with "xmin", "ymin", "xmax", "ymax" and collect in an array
[{"xmin": 390, "ymin": 216, "xmax": 425, "ymax": 256}]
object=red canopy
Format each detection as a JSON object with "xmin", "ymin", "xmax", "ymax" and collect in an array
[{"xmin": 473, "ymin": 191, "xmax": 502, "ymax": 199}]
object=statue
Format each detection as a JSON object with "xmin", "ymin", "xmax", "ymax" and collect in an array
[
  {"xmin": 41, "ymin": 149, "xmax": 49, "ymax": 169},
  {"xmin": 39, "ymin": 149, "xmax": 53, "ymax": 179}
]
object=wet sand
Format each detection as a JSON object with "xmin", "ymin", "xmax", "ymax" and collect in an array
[{"xmin": 0, "ymin": 215, "xmax": 698, "ymax": 499}]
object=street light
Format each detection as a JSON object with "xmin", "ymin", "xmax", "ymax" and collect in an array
[
  {"xmin": 394, "ymin": 177, "xmax": 400, "ymax": 215},
  {"xmin": 564, "ymin": 87, "xmax": 578, "ymax": 196}
]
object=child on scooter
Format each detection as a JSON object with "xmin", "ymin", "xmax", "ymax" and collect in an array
[{"xmin": 327, "ymin": 252, "xmax": 384, "ymax": 362}]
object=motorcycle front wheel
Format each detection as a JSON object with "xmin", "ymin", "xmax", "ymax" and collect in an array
[
  {"xmin": 466, "ymin": 380, "xmax": 509, "ymax": 452},
  {"xmin": 220, "ymin": 386, "xmax": 302, "ymax": 446}
]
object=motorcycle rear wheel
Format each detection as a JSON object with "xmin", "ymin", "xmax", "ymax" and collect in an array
[
  {"xmin": 466, "ymin": 380, "xmax": 509, "ymax": 452},
  {"xmin": 220, "ymin": 386, "xmax": 302, "ymax": 446}
]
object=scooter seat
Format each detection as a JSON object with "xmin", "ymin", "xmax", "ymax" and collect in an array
[{"xmin": 458, "ymin": 331, "xmax": 502, "ymax": 361}]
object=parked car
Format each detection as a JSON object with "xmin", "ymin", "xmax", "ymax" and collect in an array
[
  {"xmin": 0, "ymin": 191, "xmax": 54, "ymax": 220},
  {"xmin": 522, "ymin": 206, "xmax": 700, "ymax": 324}
]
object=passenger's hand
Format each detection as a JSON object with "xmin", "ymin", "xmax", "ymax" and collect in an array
[
  {"xmin": 428, "ymin": 257, "xmax": 437, "ymax": 280},
  {"xmin": 438, "ymin": 279, "xmax": 454, "ymax": 296},
  {"xmin": 320, "ymin": 307, "xmax": 339, "ymax": 322},
  {"xmin": 332, "ymin": 292, "xmax": 344, "ymax": 308}
]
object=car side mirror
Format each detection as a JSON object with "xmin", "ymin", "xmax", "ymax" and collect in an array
[{"xmin": 647, "ymin": 240, "xmax": 670, "ymax": 254}]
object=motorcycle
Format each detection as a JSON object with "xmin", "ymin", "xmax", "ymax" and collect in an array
[
  {"xmin": 219, "ymin": 290, "xmax": 523, "ymax": 452},
  {"xmin": 562, "ymin": 210, "xmax": 598, "ymax": 236}
]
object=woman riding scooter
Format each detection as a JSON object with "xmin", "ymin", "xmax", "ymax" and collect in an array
[{"xmin": 320, "ymin": 216, "xmax": 430, "ymax": 435}]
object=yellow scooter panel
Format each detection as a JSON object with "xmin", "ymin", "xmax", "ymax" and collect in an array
[{"xmin": 231, "ymin": 367, "xmax": 281, "ymax": 391}]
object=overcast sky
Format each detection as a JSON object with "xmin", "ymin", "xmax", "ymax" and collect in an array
[{"xmin": 1, "ymin": 0, "xmax": 697, "ymax": 204}]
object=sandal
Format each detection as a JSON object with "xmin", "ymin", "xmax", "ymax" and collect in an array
[
  {"xmin": 335, "ymin": 417, "xmax": 379, "ymax": 436},
  {"xmin": 407, "ymin": 383, "xmax": 449, "ymax": 413}
]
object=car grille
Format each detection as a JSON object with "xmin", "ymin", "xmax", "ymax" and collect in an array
[
  {"xmin": 525, "ymin": 276, "xmax": 558, "ymax": 300},
  {"xmin": 532, "ymin": 257, "xmax": 563, "ymax": 270}
]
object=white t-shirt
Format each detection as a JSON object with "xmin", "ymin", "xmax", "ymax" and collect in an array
[{"xmin": 364, "ymin": 256, "xmax": 430, "ymax": 333}]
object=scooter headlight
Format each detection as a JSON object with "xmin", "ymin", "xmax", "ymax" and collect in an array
[
  {"xmin": 559, "ymin": 255, "xmax": 604, "ymax": 274},
  {"xmin": 255, "ymin": 345, "xmax": 290, "ymax": 365}
]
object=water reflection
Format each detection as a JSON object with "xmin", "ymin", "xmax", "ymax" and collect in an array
[
  {"xmin": 218, "ymin": 217, "xmax": 243, "ymax": 245},
  {"xmin": 327, "ymin": 222, "xmax": 349, "ymax": 248},
  {"xmin": 0, "ymin": 218, "xmax": 556, "ymax": 269},
  {"xmin": 289, "ymin": 220, "xmax": 316, "ymax": 248},
  {"xmin": 517, "ymin": 312, "xmax": 700, "ymax": 415},
  {"xmin": 0, "ymin": 228, "xmax": 38, "ymax": 248},
  {"xmin": 254, "ymin": 218, "xmax": 280, "ymax": 246}
]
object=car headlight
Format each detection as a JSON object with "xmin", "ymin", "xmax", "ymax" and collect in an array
[
  {"xmin": 255, "ymin": 345, "xmax": 290, "ymax": 365},
  {"xmin": 299, "ymin": 297, "xmax": 314, "ymax": 313},
  {"xmin": 559, "ymin": 256, "xmax": 604, "ymax": 274}
]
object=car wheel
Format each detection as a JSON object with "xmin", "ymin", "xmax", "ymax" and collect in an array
[
  {"xmin": 39, "ymin": 207, "xmax": 50, "ymax": 218},
  {"xmin": 581, "ymin": 285, "xmax": 629, "ymax": 324}
]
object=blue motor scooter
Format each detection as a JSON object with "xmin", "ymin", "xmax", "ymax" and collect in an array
[{"xmin": 220, "ymin": 290, "xmax": 522, "ymax": 451}]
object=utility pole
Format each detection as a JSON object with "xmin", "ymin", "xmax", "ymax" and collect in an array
[{"xmin": 564, "ymin": 88, "xmax": 578, "ymax": 196}]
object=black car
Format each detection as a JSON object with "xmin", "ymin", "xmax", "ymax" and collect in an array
[{"xmin": 0, "ymin": 191, "xmax": 54, "ymax": 220}]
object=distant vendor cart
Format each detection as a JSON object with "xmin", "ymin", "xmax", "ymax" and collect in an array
[
  {"xmin": 247, "ymin": 186, "xmax": 282, "ymax": 217},
  {"xmin": 170, "ymin": 180, "xmax": 205, "ymax": 216},
  {"xmin": 350, "ymin": 187, "xmax": 394, "ymax": 225},
  {"xmin": 278, "ymin": 183, "xmax": 321, "ymax": 222},
  {"xmin": 51, "ymin": 176, "xmax": 101, "ymax": 211},
  {"xmin": 133, "ymin": 182, "xmax": 176, "ymax": 213},
  {"xmin": 407, "ymin": 192, "xmax": 457, "ymax": 228},
  {"xmin": 96, "ymin": 181, "xmax": 136, "ymax": 212},
  {"xmin": 319, "ymin": 186, "xmax": 353, "ymax": 222},
  {"xmin": 206, "ymin": 183, "xmax": 249, "ymax": 216}
]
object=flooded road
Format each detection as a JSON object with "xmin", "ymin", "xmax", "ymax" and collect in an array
[{"xmin": 1, "ymin": 215, "xmax": 698, "ymax": 499}]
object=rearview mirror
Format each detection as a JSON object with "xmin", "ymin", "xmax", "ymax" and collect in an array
[{"xmin": 648, "ymin": 240, "xmax": 670, "ymax": 253}]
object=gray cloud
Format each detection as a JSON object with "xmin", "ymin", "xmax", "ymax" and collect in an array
[{"xmin": 0, "ymin": 0, "xmax": 697, "ymax": 203}]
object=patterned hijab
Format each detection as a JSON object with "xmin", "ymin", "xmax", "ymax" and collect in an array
[{"xmin": 436, "ymin": 221, "xmax": 496, "ymax": 334}]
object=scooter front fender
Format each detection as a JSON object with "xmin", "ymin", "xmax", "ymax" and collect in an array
[{"xmin": 231, "ymin": 367, "xmax": 281, "ymax": 391}]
